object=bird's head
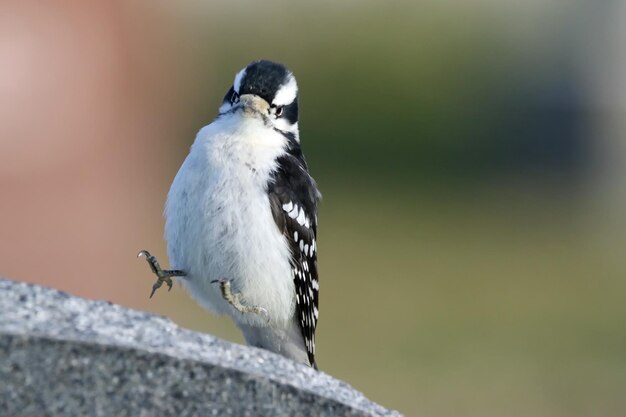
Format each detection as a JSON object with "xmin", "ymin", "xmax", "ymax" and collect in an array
[{"xmin": 219, "ymin": 60, "xmax": 299, "ymax": 141}]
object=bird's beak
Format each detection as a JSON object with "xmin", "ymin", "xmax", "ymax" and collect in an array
[{"xmin": 238, "ymin": 94, "xmax": 270, "ymax": 118}]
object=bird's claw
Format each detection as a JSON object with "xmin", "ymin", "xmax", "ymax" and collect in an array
[
  {"xmin": 212, "ymin": 278, "xmax": 270, "ymax": 321},
  {"xmin": 149, "ymin": 276, "xmax": 173, "ymax": 299},
  {"xmin": 257, "ymin": 307, "xmax": 270, "ymax": 322},
  {"xmin": 138, "ymin": 249, "xmax": 186, "ymax": 298}
]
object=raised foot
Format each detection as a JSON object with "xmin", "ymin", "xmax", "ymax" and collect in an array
[
  {"xmin": 137, "ymin": 250, "xmax": 186, "ymax": 298},
  {"xmin": 211, "ymin": 279, "xmax": 269, "ymax": 321}
]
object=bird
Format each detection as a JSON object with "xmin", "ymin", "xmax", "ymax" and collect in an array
[{"xmin": 139, "ymin": 60, "xmax": 321, "ymax": 369}]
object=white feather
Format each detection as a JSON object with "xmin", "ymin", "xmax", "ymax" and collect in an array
[
  {"xmin": 165, "ymin": 111, "xmax": 295, "ymax": 330},
  {"xmin": 233, "ymin": 68, "xmax": 246, "ymax": 93},
  {"xmin": 272, "ymin": 74, "xmax": 298, "ymax": 106},
  {"xmin": 218, "ymin": 102, "xmax": 232, "ymax": 114}
]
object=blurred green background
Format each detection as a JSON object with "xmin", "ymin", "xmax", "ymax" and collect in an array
[{"xmin": 2, "ymin": 1, "xmax": 626, "ymax": 416}]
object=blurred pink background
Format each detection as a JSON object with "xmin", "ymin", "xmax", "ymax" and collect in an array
[{"xmin": 0, "ymin": 2, "xmax": 189, "ymax": 305}]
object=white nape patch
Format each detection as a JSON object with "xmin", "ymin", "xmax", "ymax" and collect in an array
[
  {"xmin": 304, "ymin": 216, "xmax": 310, "ymax": 229},
  {"xmin": 233, "ymin": 68, "xmax": 247, "ymax": 93},
  {"xmin": 282, "ymin": 201, "xmax": 293, "ymax": 212},
  {"xmin": 272, "ymin": 74, "xmax": 298, "ymax": 106}
]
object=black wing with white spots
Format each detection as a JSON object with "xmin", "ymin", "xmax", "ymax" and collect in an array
[{"xmin": 268, "ymin": 153, "xmax": 320, "ymax": 368}]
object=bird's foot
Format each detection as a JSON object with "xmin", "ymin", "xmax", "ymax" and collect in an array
[
  {"xmin": 137, "ymin": 250, "xmax": 186, "ymax": 298},
  {"xmin": 211, "ymin": 279, "xmax": 269, "ymax": 321}
]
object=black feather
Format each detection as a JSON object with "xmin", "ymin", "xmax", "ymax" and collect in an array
[
  {"xmin": 239, "ymin": 60, "xmax": 293, "ymax": 106},
  {"xmin": 268, "ymin": 153, "xmax": 321, "ymax": 368}
]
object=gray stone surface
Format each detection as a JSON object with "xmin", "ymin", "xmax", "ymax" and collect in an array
[{"xmin": 0, "ymin": 278, "xmax": 402, "ymax": 417}]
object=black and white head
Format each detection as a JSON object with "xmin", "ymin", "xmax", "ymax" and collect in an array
[{"xmin": 219, "ymin": 60, "xmax": 300, "ymax": 142}]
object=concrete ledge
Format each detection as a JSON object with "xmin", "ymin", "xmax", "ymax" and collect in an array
[{"xmin": 0, "ymin": 278, "xmax": 402, "ymax": 417}]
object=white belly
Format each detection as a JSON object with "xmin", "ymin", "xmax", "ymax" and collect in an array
[{"xmin": 164, "ymin": 117, "xmax": 295, "ymax": 328}]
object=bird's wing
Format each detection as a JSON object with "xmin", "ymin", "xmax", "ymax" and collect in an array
[{"xmin": 268, "ymin": 154, "xmax": 321, "ymax": 368}]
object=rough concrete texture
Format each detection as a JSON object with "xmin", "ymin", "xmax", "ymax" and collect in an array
[{"xmin": 0, "ymin": 278, "xmax": 402, "ymax": 417}]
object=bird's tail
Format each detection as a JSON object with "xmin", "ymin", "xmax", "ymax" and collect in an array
[{"xmin": 238, "ymin": 318, "xmax": 314, "ymax": 368}]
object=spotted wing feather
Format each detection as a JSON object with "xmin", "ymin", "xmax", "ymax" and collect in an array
[{"xmin": 268, "ymin": 154, "xmax": 320, "ymax": 368}]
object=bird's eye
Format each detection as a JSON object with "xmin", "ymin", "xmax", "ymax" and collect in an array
[
  {"xmin": 231, "ymin": 92, "xmax": 239, "ymax": 104},
  {"xmin": 275, "ymin": 106, "xmax": 284, "ymax": 117}
]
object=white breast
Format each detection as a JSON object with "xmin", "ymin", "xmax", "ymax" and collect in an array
[{"xmin": 165, "ymin": 113, "xmax": 295, "ymax": 328}]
